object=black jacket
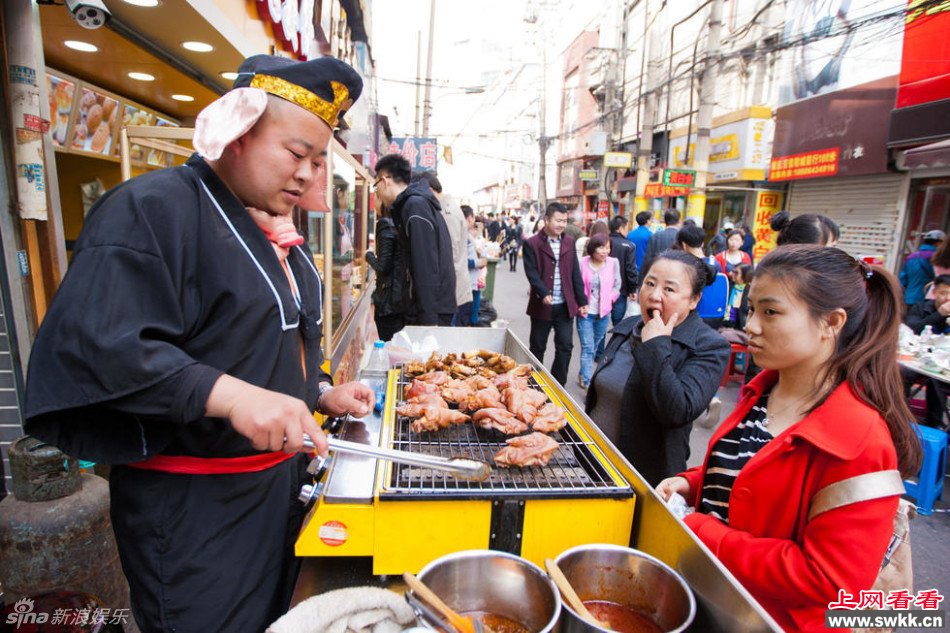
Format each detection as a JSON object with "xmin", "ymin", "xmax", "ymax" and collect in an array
[
  {"xmin": 585, "ymin": 311, "xmax": 730, "ymax": 486},
  {"xmin": 390, "ymin": 180, "xmax": 457, "ymax": 324},
  {"xmin": 366, "ymin": 217, "xmax": 408, "ymax": 318},
  {"xmin": 609, "ymin": 231, "xmax": 639, "ymax": 295},
  {"xmin": 905, "ymin": 299, "xmax": 950, "ymax": 335},
  {"xmin": 641, "ymin": 226, "xmax": 679, "ymax": 275}
]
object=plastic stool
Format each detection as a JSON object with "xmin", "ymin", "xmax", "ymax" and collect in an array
[
  {"xmin": 720, "ymin": 343, "xmax": 749, "ymax": 387},
  {"xmin": 903, "ymin": 425, "xmax": 948, "ymax": 516}
]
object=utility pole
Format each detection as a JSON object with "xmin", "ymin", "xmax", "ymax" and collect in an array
[
  {"xmin": 536, "ymin": 8, "xmax": 548, "ymax": 210},
  {"xmin": 633, "ymin": 12, "xmax": 660, "ymax": 215},
  {"xmin": 685, "ymin": 0, "xmax": 724, "ymax": 222},
  {"xmin": 414, "ymin": 31, "xmax": 422, "ymax": 136},
  {"xmin": 598, "ymin": 0, "xmax": 626, "ymax": 211},
  {"xmin": 421, "ymin": 0, "xmax": 436, "ymax": 137}
]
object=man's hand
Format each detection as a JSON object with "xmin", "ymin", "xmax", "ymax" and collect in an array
[
  {"xmin": 641, "ymin": 309, "xmax": 679, "ymax": 342},
  {"xmin": 542, "ymin": 295, "xmax": 553, "ymax": 305},
  {"xmin": 319, "ymin": 382, "xmax": 374, "ymax": 418},
  {"xmin": 206, "ymin": 375, "xmax": 328, "ymax": 456},
  {"xmin": 578, "ymin": 306, "xmax": 589, "ymax": 318},
  {"xmin": 938, "ymin": 300, "xmax": 950, "ymax": 317}
]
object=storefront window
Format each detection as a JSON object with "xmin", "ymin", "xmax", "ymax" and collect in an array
[{"xmin": 332, "ymin": 158, "xmax": 357, "ymax": 333}]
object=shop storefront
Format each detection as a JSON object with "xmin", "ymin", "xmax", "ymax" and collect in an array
[
  {"xmin": 771, "ymin": 76, "xmax": 908, "ymax": 269},
  {"xmin": 667, "ymin": 106, "xmax": 774, "ymax": 237}
]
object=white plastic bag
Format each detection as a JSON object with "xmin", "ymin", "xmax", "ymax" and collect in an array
[{"xmin": 665, "ymin": 492, "xmax": 694, "ymax": 520}]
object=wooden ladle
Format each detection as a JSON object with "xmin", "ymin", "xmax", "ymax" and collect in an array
[
  {"xmin": 544, "ymin": 558, "xmax": 611, "ymax": 630},
  {"xmin": 403, "ymin": 571, "xmax": 479, "ymax": 633}
]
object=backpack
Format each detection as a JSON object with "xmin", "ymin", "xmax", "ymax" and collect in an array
[{"xmin": 808, "ymin": 470, "xmax": 914, "ymax": 633}]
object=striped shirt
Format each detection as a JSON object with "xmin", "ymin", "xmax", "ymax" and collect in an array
[
  {"xmin": 699, "ymin": 392, "xmax": 773, "ymax": 524},
  {"xmin": 549, "ymin": 237, "xmax": 564, "ymax": 304}
]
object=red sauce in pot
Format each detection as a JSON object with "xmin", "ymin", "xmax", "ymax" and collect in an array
[
  {"xmin": 463, "ymin": 611, "xmax": 530, "ymax": 633},
  {"xmin": 582, "ymin": 600, "xmax": 662, "ymax": 633}
]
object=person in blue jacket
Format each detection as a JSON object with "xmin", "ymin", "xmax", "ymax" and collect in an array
[{"xmin": 900, "ymin": 229, "xmax": 945, "ymax": 306}]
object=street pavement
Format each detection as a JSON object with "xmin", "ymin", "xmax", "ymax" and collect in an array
[{"xmin": 490, "ymin": 258, "xmax": 950, "ymax": 610}]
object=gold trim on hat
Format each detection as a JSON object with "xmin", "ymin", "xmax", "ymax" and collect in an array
[{"xmin": 249, "ymin": 74, "xmax": 352, "ymax": 127}]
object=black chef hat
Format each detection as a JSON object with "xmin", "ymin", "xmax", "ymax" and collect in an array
[{"xmin": 232, "ymin": 54, "xmax": 363, "ymax": 129}]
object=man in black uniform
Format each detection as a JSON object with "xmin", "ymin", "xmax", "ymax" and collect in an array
[{"xmin": 24, "ymin": 55, "xmax": 374, "ymax": 632}]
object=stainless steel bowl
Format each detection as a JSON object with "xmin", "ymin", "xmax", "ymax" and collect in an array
[
  {"xmin": 416, "ymin": 550, "xmax": 562, "ymax": 633},
  {"xmin": 555, "ymin": 544, "xmax": 695, "ymax": 633}
]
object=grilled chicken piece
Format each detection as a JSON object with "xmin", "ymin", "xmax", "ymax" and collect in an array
[
  {"xmin": 473, "ymin": 408, "xmax": 529, "ymax": 435},
  {"xmin": 523, "ymin": 388, "xmax": 548, "ymax": 409},
  {"xmin": 403, "ymin": 360, "xmax": 426, "ymax": 376},
  {"xmin": 459, "ymin": 386, "xmax": 505, "ymax": 412},
  {"xmin": 404, "ymin": 379, "xmax": 440, "ymax": 401},
  {"xmin": 398, "ymin": 405, "xmax": 470, "ymax": 433},
  {"xmin": 448, "ymin": 363, "xmax": 476, "ymax": 378},
  {"xmin": 416, "ymin": 370, "xmax": 450, "ymax": 385},
  {"xmin": 486, "ymin": 356, "xmax": 516, "ymax": 372},
  {"xmin": 531, "ymin": 403, "xmax": 568, "ymax": 433},
  {"xmin": 494, "ymin": 432, "xmax": 560, "ymax": 467},
  {"xmin": 476, "ymin": 367, "xmax": 498, "ymax": 378},
  {"xmin": 425, "ymin": 352, "xmax": 445, "ymax": 373},
  {"xmin": 464, "ymin": 375, "xmax": 493, "ymax": 391},
  {"xmin": 493, "ymin": 372, "xmax": 529, "ymax": 391},
  {"xmin": 439, "ymin": 378, "xmax": 473, "ymax": 401},
  {"xmin": 406, "ymin": 392, "xmax": 447, "ymax": 408},
  {"xmin": 502, "ymin": 388, "xmax": 540, "ymax": 425}
]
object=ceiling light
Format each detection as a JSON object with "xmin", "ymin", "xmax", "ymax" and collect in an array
[
  {"xmin": 122, "ymin": 0, "xmax": 159, "ymax": 6},
  {"xmin": 182, "ymin": 41, "xmax": 213, "ymax": 53},
  {"xmin": 171, "ymin": 94, "xmax": 194, "ymax": 102},
  {"xmin": 220, "ymin": 71, "xmax": 239, "ymax": 81},
  {"xmin": 128, "ymin": 72, "xmax": 155, "ymax": 81},
  {"xmin": 64, "ymin": 40, "xmax": 98, "ymax": 52}
]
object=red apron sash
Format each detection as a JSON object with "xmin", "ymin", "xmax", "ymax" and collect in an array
[{"xmin": 127, "ymin": 450, "xmax": 298, "ymax": 475}]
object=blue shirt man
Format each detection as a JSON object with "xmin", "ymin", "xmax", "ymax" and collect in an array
[{"xmin": 626, "ymin": 211, "xmax": 654, "ymax": 271}]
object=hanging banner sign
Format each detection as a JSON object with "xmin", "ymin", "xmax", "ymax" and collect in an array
[
  {"xmin": 769, "ymin": 148, "xmax": 839, "ymax": 181},
  {"xmin": 751, "ymin": 191, "xmax": 784, "ymax": 261},
  {"xmin": 578, "ymin": 169, "xmax": 599, "ymax": 181},
  {"xmin": 662, "ymin": 169, "xmax": 696, "ymax": 187}
]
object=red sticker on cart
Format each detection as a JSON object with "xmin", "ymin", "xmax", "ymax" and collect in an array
[{"xmin": 318, "ymin": 520, "xmax": 348, "ymax": 547}]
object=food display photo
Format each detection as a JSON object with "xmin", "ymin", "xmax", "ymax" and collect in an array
[
  {"xmin": 119, "ymin": 105, "xmax": 156, "ymax": 163},
  {"xmin": 46, "ymin": 73, "xmax": 76, "ymax": 147},
  {"xmin": 70, "ymin": 87, "xmax": 119, "ymax": 156}
]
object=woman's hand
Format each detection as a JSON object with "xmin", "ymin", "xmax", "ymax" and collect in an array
[
  {"xmin": 640, "ymin": 310, "xmax": 679, "ymax": 342},
  {"xmin": 655, "ymin": 476, "xmax": 690, "ymax": 502}
]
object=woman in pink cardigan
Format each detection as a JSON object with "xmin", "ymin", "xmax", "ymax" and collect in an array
[{"xmin": 577, "ymin": 233, "xmax": 621, "ymax": 389}]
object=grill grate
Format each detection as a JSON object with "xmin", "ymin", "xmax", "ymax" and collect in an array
[{"xmin": 380, "ymin": 368, "xmax": 633, "ymax": 499}]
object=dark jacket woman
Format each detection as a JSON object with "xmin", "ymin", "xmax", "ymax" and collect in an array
[
  {"xmin": 366, "ymin": 216, "xmax": 409, "ymax": 339},
  {"xmin": 585, "ymin": 311, "xmax": 730, "ymax": 486}
]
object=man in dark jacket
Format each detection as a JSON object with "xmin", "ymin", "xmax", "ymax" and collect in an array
[
  {"xmin": 365, "ymin": 211, "xmax": 408, "ymax": 341},
  {"xmin": 374, "ymin": 154, "xmax": 456, "ymax": 325},
  {"xmin": 608, "ymin": 215, "xmax": 638, "ymax": 326},
  {"xmin": 641, "ymin": 209, "xmax": 682, "ymax": 274},
  {"xmin": 523, "ymin": 202, "xmax": 588, "ymax": 385},
  {"xmin": 900, "ymin": 229, "xmax": 945, "ymax": 306}
]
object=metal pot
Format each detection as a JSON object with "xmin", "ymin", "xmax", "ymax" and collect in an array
[
  {"xmin": 554, "ymin": 544, "xmax": 695, "ymax": 633},
  {"xmin": 416, "ymin": 550, "xmax": 562, "ymax": 633}
]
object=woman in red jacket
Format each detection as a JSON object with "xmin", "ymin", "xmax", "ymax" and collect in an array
[
  {"xmin": 658, "ymin": 244, "xmax": 921, "ymax": 632},
  {"xmin": 714, "ymin": 229, "xmax": 752, "ymax": 274}
]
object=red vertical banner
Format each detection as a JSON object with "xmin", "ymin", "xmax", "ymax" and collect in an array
[
  {"xmin": 898, "ymin": 2, "xmax": 950, "ymax": 108},
  {"xmin": 751, "ymin": 191, "xmax": 784, "ymax": 261}
]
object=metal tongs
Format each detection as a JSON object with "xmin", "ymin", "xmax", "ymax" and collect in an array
[{"xmin": 302, "ymin": 434, "xmax": 492, "ymax": 482}]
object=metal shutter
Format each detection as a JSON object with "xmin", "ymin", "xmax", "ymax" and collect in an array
[{"xmin": 786, "ymin": 173, "xmax": 909, "ymax": 270}]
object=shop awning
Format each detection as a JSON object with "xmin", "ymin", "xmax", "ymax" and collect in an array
[{"xmin": 903, "ymin": 138, "xmax": 950, "ymax": 170}]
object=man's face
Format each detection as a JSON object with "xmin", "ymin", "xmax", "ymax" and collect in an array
[
  {"xmin": 226, "ymin": 98, "xmax": 332, "ymax": 216},
  {"xmin": 545, "ymin": 211, "xmax": 568, "ymax": 238},
  {"xmin": 935, "ymin": 283, "xmax": 950, "ymax": 307},
  {"xmin": 373, "ymin": 172, "xmax": 396, "ymax": 207}
]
